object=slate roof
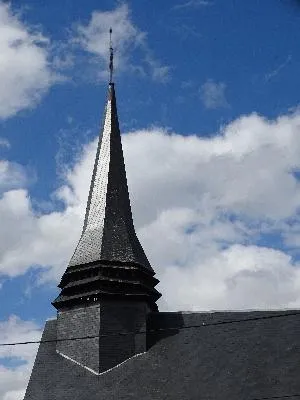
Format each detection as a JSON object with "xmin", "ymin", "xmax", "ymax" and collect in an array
[
  {"xmin": 69, "ymin": 83, "xmax": 153, "ymax": 272},
  {"xmin": 24, "ymin": 310, "xmax": 300, "ymax": 400}
]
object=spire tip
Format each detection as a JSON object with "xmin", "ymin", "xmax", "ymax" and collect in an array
[{"xmin": 109, "ymin": 28, "xmax": 114, "ymax": 84}]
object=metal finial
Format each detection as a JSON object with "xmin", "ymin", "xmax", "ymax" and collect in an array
[{"xmin": 109, "ymin": 28, "xmax": 113, "ymax": 84}]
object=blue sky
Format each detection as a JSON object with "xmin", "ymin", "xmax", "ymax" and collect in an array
[
  {"xmin": 4, "ymin": 0, "xmax": 300, "ymax": 197},
  {"xmin": 2, "ymin": 1, "xmax": 300, "ymax": 398}
]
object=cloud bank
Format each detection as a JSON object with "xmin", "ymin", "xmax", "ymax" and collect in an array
[
  {"xmin": 1, "ymin": 111, "xmax": 300, "ymax": 310},
  {"xmin": 0, "ymin": 2, "xmax": 58, "ymax": 119}
]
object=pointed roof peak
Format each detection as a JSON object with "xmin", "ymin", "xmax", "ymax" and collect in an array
[
  {"xmin": 68, "ymin": 79, "xmax": 154, "ymax": 273},
  {"xmin": 109, "ymin": 28, "xmax": 114, "ymax": 84}
]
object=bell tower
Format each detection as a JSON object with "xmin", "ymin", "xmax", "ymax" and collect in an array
[{"xmin": 52, "ymin": 32, "xmax": 161, "ymax": 373}]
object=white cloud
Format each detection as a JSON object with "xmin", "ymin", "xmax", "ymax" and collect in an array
[
  {"xmin": 200, "ymin": 79, "xmax": 228, "ymax": 109},
  {"xmin": 0, "ymin": 160, "xmax": 29, "ymax": 192},
  {"xmin": 2, "ymin": 110, "xmax": 300, "ymax": 311},
  {"xmin": 75, "ymin": 4, "xmax": 170, "ymax": 82},
  {"xmin": 0, "ymin": 188, "xmax": 81, "ymax": 280},
  {"xmin": 0, "ymin": 315, "xmax": 42, "ymax": 400},
  {"xmin": 0, "ymin": 137, "xmax": 10, "ymax": 148},
  {"xmin": 145, "ymin": 54, "xmax": 171, "ymax": 83},
  {"xmin": 265, "ymin": 55, "xmax": 292, "ymax": 82},
  {"xmin": 4, "ymin": 390, "xmax": 26, "ymax": 400},
  {"xmin": 173, "ymin": 0, "xmax": 213, "ymax": 10},
  {"xmin": 0, "ymin": 1, "xmax": 57, "ymax": 119},
  {"xmin": 159, "ymin": 244, "xmax": 300, "ymax": 311},
  {"xmin": 76, "ymin": 4, "xmax": 141, "ymax": 68}
]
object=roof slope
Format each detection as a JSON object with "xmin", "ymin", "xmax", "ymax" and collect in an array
[
  {"xmin": 69, "ymin": 83, "xmax": 152, "ymax": 272},
  {"xmin": 24, "ymin": 310, "xmax": 300, "ymax": 400}
]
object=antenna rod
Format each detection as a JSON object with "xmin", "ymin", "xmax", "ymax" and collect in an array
[{"xmin": 109, "ymin": 28, "xmax": 114, "ymax": 84}]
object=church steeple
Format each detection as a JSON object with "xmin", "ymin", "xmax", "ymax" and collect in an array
[
  {"xmin": 51, "ymin": 31, "xmax": 161, "ymax": 373},
  {"xmin": 52, "ymin": 30, "xmax": 160, "ymax": 315}
]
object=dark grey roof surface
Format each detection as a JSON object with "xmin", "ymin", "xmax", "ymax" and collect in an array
[
  {"xmin": 69, "ymin": 83, "xmax": 153, "ymax": 272},
  {"xmin": 24, "ymin": 310, "xmax": 300, "ymax": 400}
]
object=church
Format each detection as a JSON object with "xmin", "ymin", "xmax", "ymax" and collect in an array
[{"xmin": 24, "ymin": 36, "xmax": 300, "ymax": 400}]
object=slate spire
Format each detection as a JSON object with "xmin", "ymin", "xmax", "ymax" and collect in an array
[
  {"xmin": 53, "ymin": 31, "xmax": 160, "ymax": 312},
  {"xmin": 68, "ymin": 83, "xmax": 153, "ymax": 270}
]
